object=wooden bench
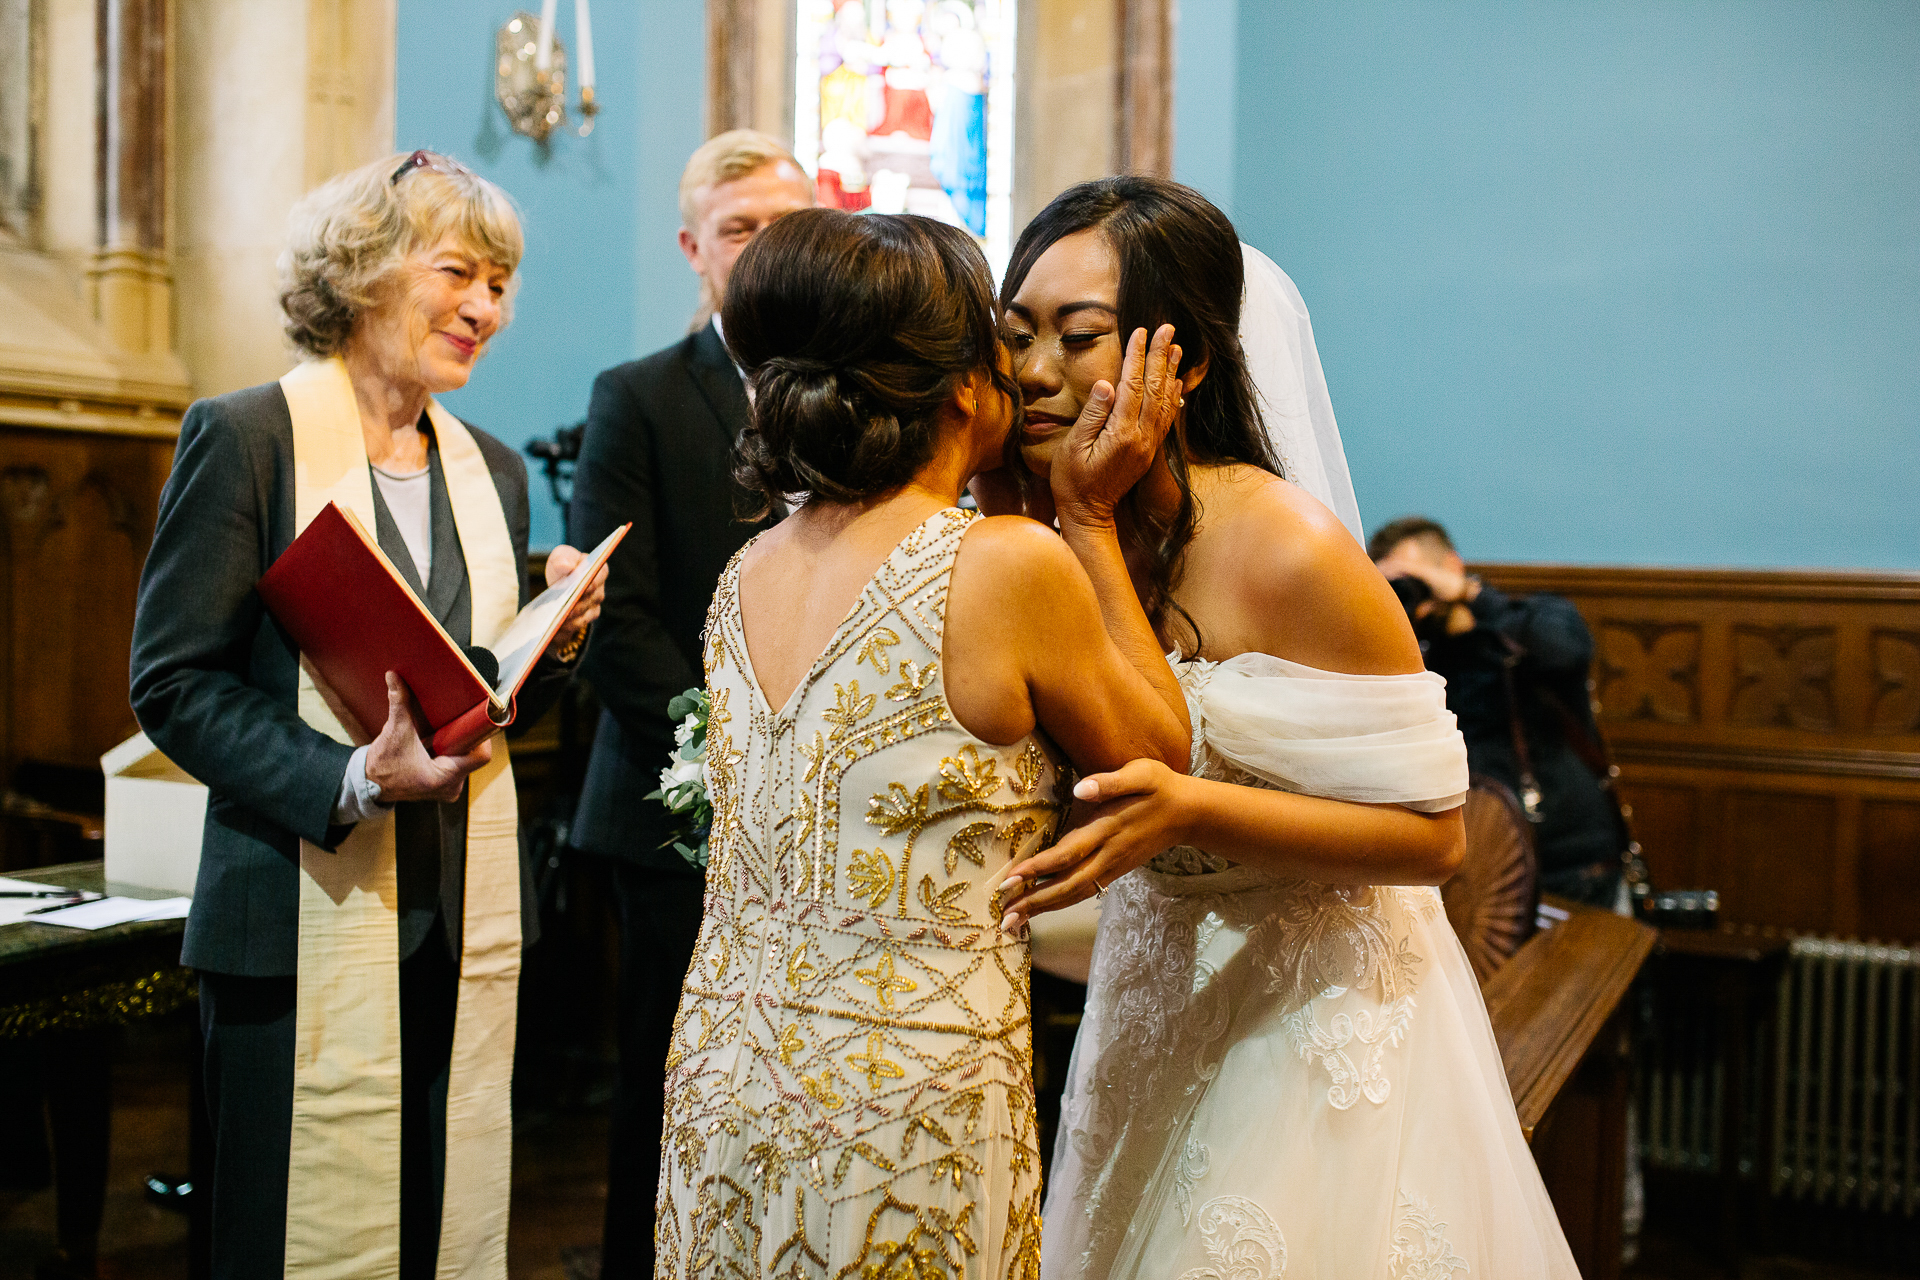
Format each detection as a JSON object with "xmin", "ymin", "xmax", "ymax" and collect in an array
[{"xmin": 1484, "ymin": 895, "xmax": 1657, "ymax": 1280}]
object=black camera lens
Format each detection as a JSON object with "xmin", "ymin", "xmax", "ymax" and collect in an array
[{"xmin": 1388, "ymin": 576, "xmax": 1433, "ymax": 612}]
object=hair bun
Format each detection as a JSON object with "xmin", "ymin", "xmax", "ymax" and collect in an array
[
  {"xmin": 721, "ymin": 209, "xmax": 1010, "ymax": 518},
  {"xmin": 764, "ymin": 354, "xmax": 836, "ymax": 379}
]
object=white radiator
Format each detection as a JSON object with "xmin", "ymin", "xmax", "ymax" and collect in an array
[{"xmin": 1770, "ymin": 938, "xmax": 1920, "ymax": 1214}]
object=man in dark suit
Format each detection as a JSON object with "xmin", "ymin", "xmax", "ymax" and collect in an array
[{"xmin": 567, "ymin": 129, "xmax": 812, "ymax": 1277}]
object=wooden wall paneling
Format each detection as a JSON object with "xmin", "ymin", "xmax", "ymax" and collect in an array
[
  {"xmin": 1717, "ymin": 790, "xmax": 1836, "ymax": 934},
  {"xmin": 1476, "ymin": 565, "xmax": 1920, "ymax": 943},
  {"xmin": 1616, "ymin": 781, "xmax": 1700, "ymax": 889},
  {"xmin": 0, "ymin": 424, "xmax": 171, "ymax": 785},
  {"xmin": 1858, "ymin": 799, "xmax": 1920, "ymax": 942}
]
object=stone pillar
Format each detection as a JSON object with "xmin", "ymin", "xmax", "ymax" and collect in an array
[
  {"xmin": 1115, "ymin": 0, "xmax": 1173, "ymax": 178},
  {"xmin": 88, "ymin": 0, "xmax": 171, "ymax": 357},
  {"xmin": 705, "ymin": 0, "xmax": 793, "ymax": 141}
]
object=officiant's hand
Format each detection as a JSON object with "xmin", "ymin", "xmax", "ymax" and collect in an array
[
  {"xmin": 994, "ymin": 758, "xmax": 1195, "ymax": 927},
  {"xmin": 366, "ymin": 672, "xmax": 494, "ymax": 804},
  {"xmin": 543, "ymin": 543, "xmax": 608, "ymax": 661},
  {"xmin": 1050, "ymin": 324, "xmax": 1185, "ymax": 529}
]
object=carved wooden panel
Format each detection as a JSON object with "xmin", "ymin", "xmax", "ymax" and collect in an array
[
  {"xmin": 1870, "ymin": 630, "xmax": 1920, "ymax": 734},
  {"xmin": 1729, "ymin": 625, "xmax": 1835, "ymax": 731},
  {"xmin": 1596, "ymin": 621, "xmax": 1698, "ymax": 724},
  {"xmin": 1476, "ymin": 564, "xmax": 1920, "ymax": 942}
]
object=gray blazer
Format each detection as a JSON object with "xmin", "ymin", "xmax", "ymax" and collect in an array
[{"xmin": 130, "ymin": 381, "xmax": 569, "ymax": 977}]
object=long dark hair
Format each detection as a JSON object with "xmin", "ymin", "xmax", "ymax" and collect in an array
[
  {"xmin": 724, "ymin": 209, "xmax": 1018, "ymax": 518},
  {"xmin": 1001, "ymin": 177, "xmax": 1280, "ymax": 650}
]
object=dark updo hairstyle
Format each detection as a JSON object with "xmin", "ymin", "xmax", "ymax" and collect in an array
[
  {"xmin": 724, "ymin": 209, "xmax": 1017, "ymax": 518},
  {"xmin": 1001, "ymin": 176, "xmax": 1281, "ymax": 650}
]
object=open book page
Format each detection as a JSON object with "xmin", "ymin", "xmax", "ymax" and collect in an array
[{"xmin": 487, "ymin": 523, "xmax": 628, "ymax": 701}]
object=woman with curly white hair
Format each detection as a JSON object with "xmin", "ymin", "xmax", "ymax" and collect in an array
[{"xmin": 130, "ymin": 150, "xmax": 604, "ymax": 1280}]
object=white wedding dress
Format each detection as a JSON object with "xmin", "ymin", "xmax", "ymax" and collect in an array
[{"xmin": 1040, "ymin": 652, "xmax": 1580, "ymax": 1280}]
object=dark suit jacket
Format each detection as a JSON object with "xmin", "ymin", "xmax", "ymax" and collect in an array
[
  {"xmin": 568, "ymin": 322, "xmax": 771, "ymax": 866},
  {"xmin": 129, "ymin": 381, "xmax": 569, "ymax": 977}
]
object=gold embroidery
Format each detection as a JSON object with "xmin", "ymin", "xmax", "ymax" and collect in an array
[
  {"xmin": 1012, "ymin": 741, "xmax": 1045, "ymax": 796},
  {"xmin": 845, "ymin": 1195, "xmax": 977, "ymax": 1280},
  {"xmin": 918, "ymin": 875, "xmax": 971, "ymax": 924},
  {"xmin": 848, "ymin": 848, "xmax": 896, "ymax": 910},
  {"xmin": 887, "ymin": 659, "xmax": 938, "ymax": 701},
  {"xmin": 801, "ymin": 1068, "xmax": 847, "ymax": 1109},
  {"xmin": 824, "ymin": 680, "xmax": 879, "ymax": 741},
  {"xmin": 937, "ymin": 745, "xmax": 1002, "ymax": 803},
  {"xmin": 945, "ymin": 822, "xmax": 994, "ymax": 875},
  {"xmin": 854, "ymin": 951, "xmax": 917, "ymax": 1010},
  {"xmin": 787, "ymin": 941, "xmax": 817, "ymax": 987},
  {"xmin": 847, "ymin": 1031, "xmax": 907, "ymax": 1090},
  {"xmin": 1000, "ymin": 816, "xmax": 1039, "ymax": 859},
  {"xmin": 868, "ymin": 782, "xmax": 931, "ymax": 834},
  {"xmin": 832, "ymin": 1141, "xmax": 899, "ymax": 1188},
  {"xmin": 857, "ymin": 627, "xmax": 900, "ymax": 674},
  {"xmin": 664, "ymin": 510, "xmax": 1060, "ymax": 1277},
  {"xmin": 802, "ymin": 731, "xmax": 826, "ymax": 782},
  {"xmin": 930, "ymin": 1150, "xmax": 985, "ymax": 1190}
]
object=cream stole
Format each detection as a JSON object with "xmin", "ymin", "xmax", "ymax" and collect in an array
[{"xmin": 279, "ymin": 357, "xmax": 522, "ymax": 1280}]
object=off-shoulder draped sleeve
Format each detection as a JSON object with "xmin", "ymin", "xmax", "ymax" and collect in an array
[{"xmin": 1182, "ymin": 651, "xmax": 1469, "ymax": 812}]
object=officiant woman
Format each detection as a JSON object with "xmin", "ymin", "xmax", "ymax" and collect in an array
[{"xmin": 129, "ymin": 150, "xmax": 605, "ymax": 1280}]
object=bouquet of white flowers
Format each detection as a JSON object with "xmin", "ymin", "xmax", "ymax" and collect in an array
[{"xmin": 646, "ymin": 687, "xmax": 712, "ymax": 869}]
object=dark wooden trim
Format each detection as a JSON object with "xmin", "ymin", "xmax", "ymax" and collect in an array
[
  {"xmin": 1473, "ymin": 562, "xmax": 1920, "ymax": 605},
  {"xmin": 1615, "ymin": 742, "xmax": 1920, "ymax": 783}
]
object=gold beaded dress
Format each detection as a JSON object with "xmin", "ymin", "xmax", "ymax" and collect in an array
[{"xmin": 657, "ymin": 507, "xmax": 1066, "ymax": 1279}]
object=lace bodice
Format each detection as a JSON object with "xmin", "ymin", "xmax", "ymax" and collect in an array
[{"xmin": 658, "ymin": 507, "xmax": 1070, "ymax": 1280}]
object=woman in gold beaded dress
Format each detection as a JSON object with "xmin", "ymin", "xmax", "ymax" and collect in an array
[{"xmin": 653, "ymin": 209, "xmax": 1192, "ymax": 1278}]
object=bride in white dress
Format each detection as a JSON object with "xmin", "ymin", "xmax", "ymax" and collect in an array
[{"xmin": 986, "ymin": 178, "xmax": 1579, "ymax": 1279}]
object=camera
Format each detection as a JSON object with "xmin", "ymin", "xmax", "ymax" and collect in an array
[{"xmin": 1387, "ymin": 576, "xmax": 1452, "ymax": 644}]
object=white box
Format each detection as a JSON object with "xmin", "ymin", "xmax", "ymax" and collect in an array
[{"xmin": 101, "ymin": 732, "xmax": 206, "ymax": 897}]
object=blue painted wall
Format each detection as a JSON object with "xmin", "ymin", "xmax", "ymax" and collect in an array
[
  {"xmin": 397, "ymin": 0, "xmax": 707, "ymax": 548},
  {"xmin": 1181, "ymin": 1, "xmax": 1920, "ymax": 570}
]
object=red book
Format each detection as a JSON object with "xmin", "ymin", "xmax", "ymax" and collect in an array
[{"xmin": 257, "ymin": 502, "xmax": 626, "ymax": 756}]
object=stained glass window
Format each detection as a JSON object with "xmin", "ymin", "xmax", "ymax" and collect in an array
[{"xmin": 793, "ymin": 0, "xmax": 1016, "ymax": 274}]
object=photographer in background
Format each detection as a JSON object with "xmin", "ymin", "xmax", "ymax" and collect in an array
[{"xmin": 1370, "ymin": 516, "xmax": 1625, "ymax": 909}]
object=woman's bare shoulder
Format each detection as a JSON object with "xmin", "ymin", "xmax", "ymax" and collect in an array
[
  {"xmin": 953, "ymin": 513, "xmax": 1081, "ymax": 591},
  {"xmin": 1197, "ymin": 469, "xmax": 1422, "ymax": 676}
]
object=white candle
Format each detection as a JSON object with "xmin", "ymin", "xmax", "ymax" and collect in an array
[
  {"xmin": 535, "ymin": 0, "xmax": 558, "ymax": 71},
  {"xmin": 575, "ymin": 0, "xmax": 596, "ymax": 90}
]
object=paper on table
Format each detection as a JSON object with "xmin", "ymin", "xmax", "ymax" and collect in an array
[
  {"xmin": 30, "ymin": 895, "xmax": 192, "ymax": 930},
  {"xmin": 0, "ymin": 876, "xmax": 91, "ymax": 927}
]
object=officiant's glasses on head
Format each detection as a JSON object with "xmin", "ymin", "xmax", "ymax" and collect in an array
[{"xmin": 390, "ymin": 149, "xmax": 466, "ymax": 186}]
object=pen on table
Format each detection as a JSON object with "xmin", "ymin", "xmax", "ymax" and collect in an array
[
  {"xmin": 23, "ymin": 894, "xmax": 105, "ymax": 915},
  {"xmin": 0, "ymin": 889, "xmax": 87, "ymax": 898}
]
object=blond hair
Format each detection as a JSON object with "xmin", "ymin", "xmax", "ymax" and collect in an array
[
  {"xmin": 278, "ymin": 151, "xmax": 524, "ymax": 358},
  {"xmin": 678, "ymin": 129, "xmax": 805, "ymax": 229}
]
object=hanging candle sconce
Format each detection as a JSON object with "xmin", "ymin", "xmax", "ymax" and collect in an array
[{"xmin": 495, "ymin": 1, "xmax": 597, "ymax": 143}]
